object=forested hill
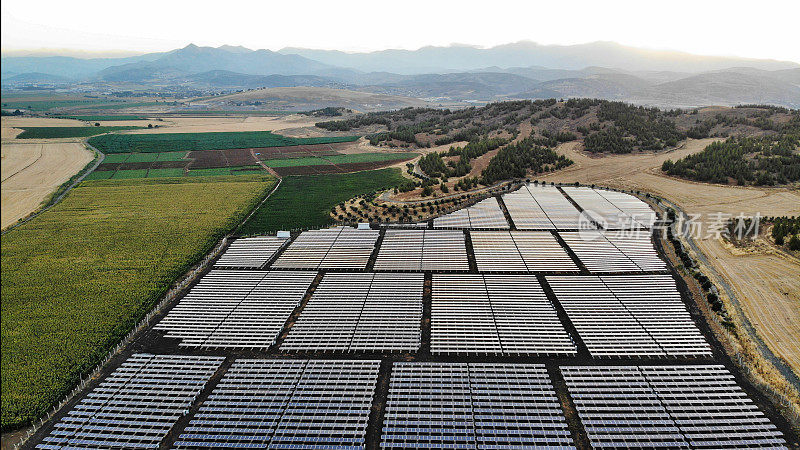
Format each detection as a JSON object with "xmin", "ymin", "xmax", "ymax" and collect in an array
[{"xmin": 316, "ymin": 99, "xmax": 799, "ymax": 154}]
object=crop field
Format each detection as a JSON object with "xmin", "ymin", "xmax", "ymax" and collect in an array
[
  {"xmin": 16, "ymin": 126, "xmax": 143, "ymax": 139},
  {"xmin": 0, "ymin": 174, "xmax": 276, "ymax": 429},
  {"xmin": 1, "ymin": 100, "xmax": 157, "ymax": 112},
  {"xmin": 271, "ymin": 160, "xmax": 411, "ymax": 176},
  {"xmin": 239, "ymin": 168, "xmax": 406, "ymax": 234},
  {"xmin": 102, "ymin": 151, "xmax": 188, "ymax": 163},
  {"xmin": 61, "ymin": 115, "xmax": 148, "ymax": 121},
  {"xmin": 88, "ymin": 131, "xmax": 359, "ymax": 154}
]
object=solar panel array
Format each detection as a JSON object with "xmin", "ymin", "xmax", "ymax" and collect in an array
[
  {"xmin": 433, "ymin": 196, "xmax": 509, "ymax": 229},
  {"xmin": 559, "ymin": 229, "xmax": 666, "ymax": 272},
  {"xmin": 382, "ymin": 363, "xmax": 574, "ymax": 449},
  {"xmin": 470, "ymin": 230, "xmax": 579, "ymax": 272},
  {"xmin": 176, "ymin": 359, "xmax": 380, "ymax": 449},
  {"xmin": 154, "ymin": 270, "xmax": 316, "ymax": 348},
  {"xmin": 281, "ymin": 273, "xmax": 424, "ymax": 352},
  {"xmin": 503, "ymin": 184, "xmax": 586, "ymax": 229},
  {"xmin": 562, "ymin": 186, "xmax": 654, "ymax": 230},
  {"xmin": 374, "ymin": 229, "xmax": 469, "ymax": 271},
  {"xmin": 38, "ymin": 354, "xmax": 223, "ymax": 450},
  {"xmin": 562, "ymin": 365, "xmax": 788, "ymax": 449},
  {"xmin": 432, "ymin": 274, "xmax": 576, "ymax": 355},
  {"xmin": 213, "ymin": 236, "xmax": 289, "ymax": 269},
  {"xmin": 272, "ymin": 227, "xmax": 379, "ymax": 269},
  {"xmin": 548, "ymin": 275, "xmax": 711, "ymax": 357}
]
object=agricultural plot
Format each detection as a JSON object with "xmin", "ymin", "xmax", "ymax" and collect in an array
[
  {"xmin": 280, "ymin": 273, "xmax": 423, "ymax": 352},
  {"xmin": 88, "ymin": 130, "xmax": 359, "ymax": 153},
  {"xmin": 503, "ymin": 184, "xmax": 587, "ymax": 229},
  {"xmin": 433, "ymin": 197, "xmax": 509, "ymax": 229},
  {"xmin": 382, "ymin": 363, "xmax": 574, "ymax": 449},
  {"xmin": 36, "ymin": 354, "xmax": 223, "ymax": 449},
  {"xmin": 470, "ymin": 230, "xmax": 578, "ymax": 272},
  {"xmin": 271, "ymin": 227, "xmax": 379, "ymax": 269},
  {"xmin": 1, "ymin": 174, "xmax": 275, "ymax": 429},
  {"xmin": 431, "ymin": 274, "xmax": 575, "ymax": 355},
  {"xmin": 374, "ymin": 229, "xmax": 469, "ymax": 271},
  {"xmin": 16, "ymin": 126, "xmax": 142, "ymax": 139},
  {"xmin": 175, "ymin": 359, "xmax": 380, "ymax": 449},
  {"xmin": 239, "ymin": 169, "xmax": 407, "ymax": 235},
  {"xmin": 154, "ymin": 271, "xmax": 316, "ymax": 349},
  {"xmin": 547, "ymin": 275, "xmax": 711, "ymax": 357},
  {"xmin": 562, "ymin": 365, "xmax": 787, "ymax": 448}
]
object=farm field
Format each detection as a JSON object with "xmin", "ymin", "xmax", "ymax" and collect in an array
[
  {"xmin": 0, "ymin": 174, "xmax": 275, "ymax": 430},
  {"xmin": 239, "ymin": 168, "xmax": 406, "ymax": 234},
  {"xmin": 1, "ymin": 142, "xmax": 94, "ymax": 229},
  {"xmin": 538, "ymin": 138, "xmax": 800, "ymax": 378},
  {"xmin": 88, "ymin": 131, "xmax": 359, "ymax": 153},
  {"xmin": 122, "ymin": 115, "xmax": 321, "ymax": 134},
  {"xmin": 16, "ymin": 126, "xmax": 142, "ymax": 139}
]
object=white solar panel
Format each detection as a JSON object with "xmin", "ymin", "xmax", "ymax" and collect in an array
[
  {"xmin": 471, "ymin": 231, "xmax": 579, "ymax": 272},
  {"xmin": 382, "ymin": 363, "xmax": 575, "ymax": 449},
  {"xmin": 562, "ymin": 365, "xmax": 787, "ymax": 449},
  {"xmin": 154, "ymin": 270, "xmax": 316, "ymax": 349},
  {"xmin": 175, "ymin": 359, "xmax": 380, "ymax": 449},
  {"xmin": 214, "ymin": 236, "xmax": 289, "ymax": 269},
  {"xmin": 559, "ymin": 230, "xmax": 666, "ymax": 272},
  {"xmin": 38, "ymin": 354, "xmax": 223, "ymax": 450},
  {"xmin": 374, "ymin": 229, "xmax": 469, "ymax": 271},
  {"xmin": 561, "ymin": 187, "xmax": 655, "ymax": 230},
  {"xmin": 433, "ymin": 197, "xmax": 509, "ymax": 229},
  {"xmin": 272, "ymin": 227, "xmax": 379, "ymax": 270},
  {"xmin": 281, "ymin": 273, "xmax": 423, "ymax": 352},
  {"xmin": 503, "ymin": 184, "xmax": 585, "ymax": 230},
  {"xmin": 431, "ymin": 274, "xmax": 576, "ymax": 355},
  {"xmin": 547, "ymin": 275, "xmax": 711, "ymax": 357}
]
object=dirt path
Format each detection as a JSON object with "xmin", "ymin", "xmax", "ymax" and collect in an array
[
  {"xmin": 1, "ymin": 142, "xmax": 94, "ymax": 229},
  {"xmin": 538, "ymin": 138, "xmax": 800, "ymax": 382}
]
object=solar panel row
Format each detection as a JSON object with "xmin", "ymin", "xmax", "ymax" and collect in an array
[
  {"xmin": 548, "ymin": 275, "xmax": 712, "ymax": 357},
  {"xmin": 280, "ymin": 273, "xmax": 424, "ymax": 352},
  {"xmin": 470, "ymin": 230, "xmax": 579, "ymax": 272},
  {"xmin": 433, "ymin": 197, "xmax": 509, "ymax": 229},
  {"xmin": 154, "ymin": 271, "xmax": 316, "ymax": 349},
  {"xmin": 37, "ymin": 354, "xmax": 224, "ymax": 450},
  {"xmin": 559, "ymin": 230, "xmax": 667, "ymax": 272},
  {"xmin": 176, "ymin": 359, "xmax": 380, "ymax": 449},
  {"xmin": 374, "ymin": 229, "xmax": 469, "ymax": 271},
  {"xmin": 561, "ymin": 186, "xmax": 656, "ymax": 230},
  {"xmin": 382, "ymin": 363, "xmax": 575, "ymax": 449},
  {"xmin": 503, "ymin": 184, "xmax": 587, "ymax": 230},
  {"xmin": 272, "ymin": 227, "xmax": 379, "ymax": 270},
  {"xmin": 214, "ymin": 236, "xmax": 289, "ymax": 269},
  {"xmin": 562, "ymin": 365, "xmax": 787, "ymax": 449},
  {"xmin": 431, "ymin": 274, "xmax": 576, "ymax": 355}
]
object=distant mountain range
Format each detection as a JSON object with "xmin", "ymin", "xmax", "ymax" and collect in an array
[{"xmin": 2, "ymin": 42, "xmax": 799, "ymax": 108}]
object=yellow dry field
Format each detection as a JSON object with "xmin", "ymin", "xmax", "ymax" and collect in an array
[
  {"xmin": 122, "ymin": 115, "xmax": 322, "ymax": 135},
  {"xmin": 1, "ymin": 117, "xmax": 87, "ymax": 128},
  {"xmin": 1, "ymin": 142, "xmax": 94, "ymax": 229},
  {"xmin": 539, "ymin": 138, "xmax": 800, "ymax": 376}
]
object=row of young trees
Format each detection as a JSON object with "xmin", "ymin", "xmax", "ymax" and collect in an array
[{"xmin": 662, "ymin": 135, "xmax": 800, "ymax": 186}]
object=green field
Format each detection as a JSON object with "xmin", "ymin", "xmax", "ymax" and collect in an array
[
  {"xmin": 111, "ymin": 169, "xmax": 149, "ymax": 179},
  {"xmin": 16, "ymin": 126, "xmax": 142, "ymax": 139},
  {"xmin": 263, "ymin": 152, "xmax": 417, "ymax": 168},
  {"xmin": 1, "ymin": 175, "xmax": 275, "ymax": 430},
  {"xmin": 88, "ymin": 131, "xmax": 360, "ymax": 153},
  {"xmin": 83, "ymin": 171, "xmax": 115, "ymax": 180},
  {"xmin": 102, "ymin": 151, "xmax": 187, "ymax": 164},
  {"xmin": 239, "ymin": 168, "xmax": 405, "ymax": 234}
]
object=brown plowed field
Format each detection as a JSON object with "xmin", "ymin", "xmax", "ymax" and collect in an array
[{"xmin": 187, "ymin": 148, "xmax": 259, "ymax": 169}]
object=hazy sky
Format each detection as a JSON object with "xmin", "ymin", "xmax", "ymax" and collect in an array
[{"xmin": 2, "ymin": 0, "xmax": 798, "ymax": 62}]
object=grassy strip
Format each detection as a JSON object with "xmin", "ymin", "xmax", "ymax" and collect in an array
[
  {"xmin": 88, "ymin": 131, "xmax": 360, "ymax": 154},
  {"xmin": 1, "ymin": 174, "xmax": 275, "ymax": 430},
  {"xmin": 61, "ymin": 115, "xmax": 148, "ymax": 121},
  {"xmin": 16, "ymin": 126, "xmax": 142, "ymax": 139},
  {"xmin": 239, "ymin": 168, "xmax": 405, "ymax": 234}
]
